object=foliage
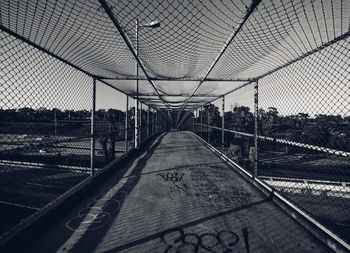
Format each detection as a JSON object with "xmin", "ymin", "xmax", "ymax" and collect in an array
[{"xmin": 195, "ymin": 103, "xmax": 350, "ymax": 152}]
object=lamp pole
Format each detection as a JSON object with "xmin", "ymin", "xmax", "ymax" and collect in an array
[{"xmin": 134, "ymin": 19, "xmax": 160, "ymax": 149}]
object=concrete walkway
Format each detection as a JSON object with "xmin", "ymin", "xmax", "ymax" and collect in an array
[{"xmin": 24, "ymin": 131, "xmax": 331, "ymax": 252}]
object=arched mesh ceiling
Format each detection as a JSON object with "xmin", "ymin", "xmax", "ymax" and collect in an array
[{"xmin": 0, "ymin": 0, "xmax": 349, "ymax": 113}]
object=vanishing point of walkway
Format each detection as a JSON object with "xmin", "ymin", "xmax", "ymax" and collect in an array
[{"xmin": 24, "ymin": 131, "xmax": 331, "ymax": 252}]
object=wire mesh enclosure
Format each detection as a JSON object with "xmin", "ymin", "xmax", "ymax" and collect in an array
[
  {"xmin": 0, "ymin": 0, "xmax": 349, "ymax": 249},
  {"xmin": 0, "ymin": 31, "xmax": 165, "ymax": 240},
  {"xmin": 188, "ymin": 36, "xmax": 349, "ymax": 246}
]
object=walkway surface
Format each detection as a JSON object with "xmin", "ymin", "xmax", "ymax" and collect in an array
[{"xmin": 24, "ymin": 131, "xmax": 331, "ymax": 253}]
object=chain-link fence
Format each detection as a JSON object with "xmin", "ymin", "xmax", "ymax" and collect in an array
[
  {"xmin": 258, "ymin": 36, "xmax": 350, "ymax": 243},
  {"xmin": 0, "ymin": 30, "xmax": 165, "ymax": 239},
  {"xmin": 188, "ymin": 36, "xmax": 350, "ymax": 245}
]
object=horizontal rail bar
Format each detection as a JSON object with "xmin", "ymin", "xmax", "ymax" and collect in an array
[
  {"xmin": 195, "ymin": 124, "xmax": 350, "ymax": 157},
  {"xmin": 258, "ymin": 175, "xmax": 350, "ymax": 187},
  {"xmin": 103, "ymin": 77, "xmax": 251, "ymax": 82}
]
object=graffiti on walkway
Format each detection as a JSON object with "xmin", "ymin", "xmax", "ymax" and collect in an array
[
  {"xmin": 161, "ymin": 164, "xmax": 260, "ymax": 211},
  {"xmin": 160, "ymin": 228, "xmax": 240, "ymax": 253},
  {"xmin": 157, "ymin": 172, "xmax": 184, "ymax": 182}
]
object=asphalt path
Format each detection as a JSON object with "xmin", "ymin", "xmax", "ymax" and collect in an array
[{"xmin": 23, "ymin": 131, "xmax": 331, "ymax": 253}]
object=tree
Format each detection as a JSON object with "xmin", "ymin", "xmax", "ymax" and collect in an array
[
  {"xmin": 200, "ymin": 104, "xmax": 220, "ymax": 126},
  {"xmin": 230, "ymin": 106, "xmax": 254, "ymax": 133},
  {"xmin": 98, "ymin": 109, "xmax": 125, "ymax": 163}
]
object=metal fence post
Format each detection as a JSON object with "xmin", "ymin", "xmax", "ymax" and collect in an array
[
  {"xmin": 194, "ymin": 109, "xmax": 196, "ymax": 132},
  {"xmin": 207, "ymin": 109, "xmax": 210, "ymax": 143},
  {"xmin": 135, "ymin": 97, "xmax": 139, "ymax": 149},
  {"xmin": 222, "ymin": 96, "xmax": 225, "ymax": 154},
  {"xmin": 193, "ymin": 110, "xmax": 195, "ymax": 131},
  {"xmin": 155, "ymin": 110, "xmax": 157, "ymax": 133},
  {"xmin": 125, "ymin": 95, "xmax": 128, "ymax": 152},
  {"xmin": 91, "ymin": 78, "xmax": 96, "ymax": 176},
  {"xmin": 254, "ymin": 79, "xmax": 259, "ymax": 177},
  {"xmin": 147, "ymin": 106, "xmax": 150, "ymax": 138},
  {"xmin": 190, "ymin": 113, "xmax": 192, "ymax": 131},
  {"xmin": 156, "ymin": 110, "xmax": 159, "ymax": 133},
  {"xmin": 140, "ymin": 103, "xmax": 142, "ymax": 143},
  {"xmin": 200, "ymin": 107, "xmax": 203, "ymax": 138},
  {"xmin": 54, "ymin": 108, "xmax": 57, "ymax": 135},
  {"xmin": 152, "ymin": 109, "xmax": 154, "ymax": 135}
]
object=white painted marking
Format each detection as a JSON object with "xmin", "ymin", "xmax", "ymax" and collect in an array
[
  {"xmin": 26, "ymin": 182, "xmax": 66, "ymax": 189},
  {"xmin": 0, "ymin": 200, "xmax": 40, "ymax": 210}
]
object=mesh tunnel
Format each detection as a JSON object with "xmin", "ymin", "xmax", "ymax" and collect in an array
[{"xmin": 0, "ymin": 0, "xmax": 349, "ymax": 250}]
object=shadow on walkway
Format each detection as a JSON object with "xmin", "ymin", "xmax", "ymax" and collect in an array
[
  {"xmin": 67, "ymin": 133, "xmax": 166, "ymax": 253},
  {"xmin": 102, "ymin": 197, "xmax": 271, "ymax": 253}
]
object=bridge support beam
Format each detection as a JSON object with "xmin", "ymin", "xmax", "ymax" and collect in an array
[{"xmin": 90, "ymin": 78, "xmax": 96, "ymax": 176}]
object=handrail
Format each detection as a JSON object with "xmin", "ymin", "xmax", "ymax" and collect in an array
[{"xmin": 195, "ymin": 123, "xmax": 350, "ymax": 157}]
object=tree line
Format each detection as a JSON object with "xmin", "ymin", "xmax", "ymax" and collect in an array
[{"xmin": 196, "ymin": 104, "xmax": 350, "ymax": 151}]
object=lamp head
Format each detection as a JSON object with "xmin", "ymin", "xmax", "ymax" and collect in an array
[{"xmin": 145, "ymin": 20, "xmax": 161, "ymax": 28}]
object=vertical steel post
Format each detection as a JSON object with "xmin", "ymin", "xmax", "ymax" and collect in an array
[
  {"xmin": 207, "ymin": 109, "xmax": 210, "ymax": 143},
  {"xmin": 140, "ymin": 102, "xmax": 142, "ymax": 143},
  {"xmin": 125, "ymin": 95, "xmax": 129, "ymax": 152},
  {"xmin": 91, "ymin": 78, "xmax": 96, "ymax": 176},
  {"xmin": 54, "ymin": 109, "xmax": 57, "ymax": 135},
  {"xmin": 193, "ymin": 110, "xmax": 195, "ymax": 131},
  {"xmin": 193, "ymin": 110, "xmax": 196, "ymax": 132},
  {"xmin": 155, "ymin": 110, "xmax": 157, "ymax": 133},
  {"xmin": 135, "ymin": 19, "xmax": 139, "ymax": 149},
  {"xmin": 147, "ymin": 106, "xmax": 150, "ymax": 139},
  {"xmin": 190, "ymin": 113, "xmax": 192, "ymax": 131},
  {"xmin": 152, "ymin": 109, "xmax": 154, "ymax": 135},
  {"xmin": 200, "ymin": 107, "xmax": 203, "ymax": 138},
  {"xmin": 254, "ymin": 79, "xmax": 259, "ymax": 177},
  {"xmin": 222, "ymin": 96, "xmax": 225, "ymax": 154}
]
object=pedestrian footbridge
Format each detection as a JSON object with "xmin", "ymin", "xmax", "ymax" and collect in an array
[
  {"xmin": 1, "ymin": 131, "xmax": 344, "ymax": 252},
  {"xmin": 0, "ymin": 0, "xmax": 349, "ymax": 252}
]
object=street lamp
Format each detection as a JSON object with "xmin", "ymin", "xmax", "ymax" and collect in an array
[{"xmin": 135, "ymin": 19, "xmax": 161, "ymax": 149}]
